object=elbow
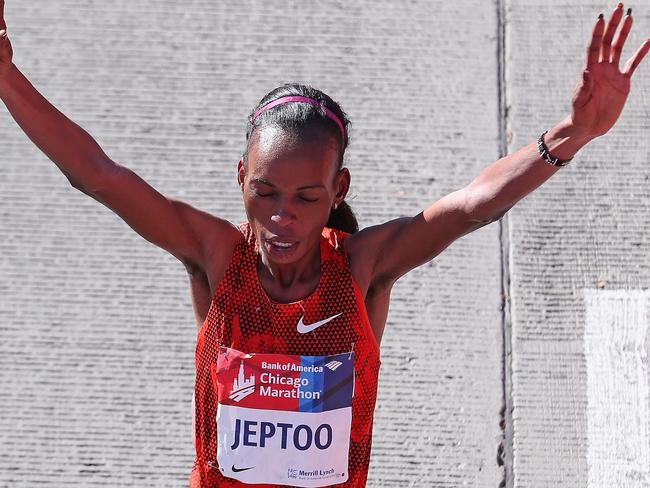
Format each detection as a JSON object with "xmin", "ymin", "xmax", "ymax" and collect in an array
[
  {"xmin": 463, "ymin": 187, "xmax": 511, "ymax": 225},
  {"xmin": 59, "ymin": 167, "xmax": 81, "ymax": 190},
  {"xmin": 68, "ymin": 177, "xmax": 96, "ymax": 199},
  {"xmin": 67, "ymin": 174, "xmax": 96, "ymax": 197},
  {"xmin": 67, "ymin": 175, "xmax": 83, "ymax": 190},
  {"xmin": 468, "ymin": 209, "xmax": 510, "ymax": 227},
  {"xmin": 67, "ymin": 159, "xmax": 120, "ymax": 196},
  {"xmin": 65, "ymin": 173, "xmax": 90, "ymax": 195},
  {"xmin": 489, "ymin": 204, "xmax": 514, "ymax": 223},
  {"xmin": 486, "ymin": 209, "xmax": 510, "ymax": 224},
  {"xmin": 496, "ymin": 209, "xmax": 510, "ymax": 221}
]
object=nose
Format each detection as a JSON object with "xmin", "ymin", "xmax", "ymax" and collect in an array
[{"xmin": 270, "ymin": 201, "xmax": 296, "ymax": 227}]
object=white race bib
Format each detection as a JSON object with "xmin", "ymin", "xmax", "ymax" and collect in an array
[{"xmin": 212, "ymin": 347, "xmax": 355, "ymax": 487}]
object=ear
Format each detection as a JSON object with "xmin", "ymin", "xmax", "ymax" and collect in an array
[
  {"xmin": 237, "ymin": 159, "xmax": 246, "ymax": 191},
  {"xmin": 334, "ymin": 167, "xmax": 350, "ymax": 207}
]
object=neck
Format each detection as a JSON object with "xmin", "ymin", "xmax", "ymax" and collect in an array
[{"xmin": 256, "ymin": 240, "xmax": 322, "ymax": 303}]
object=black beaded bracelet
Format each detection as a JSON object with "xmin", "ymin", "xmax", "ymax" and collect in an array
[{"xmin": 537, "ymin": 130, "xmax": 573, "ymax": 167}]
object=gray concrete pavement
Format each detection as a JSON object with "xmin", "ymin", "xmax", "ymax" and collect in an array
[{"xmin": 1, "ymin": 1, "xmax": 648, "ymax": 487}]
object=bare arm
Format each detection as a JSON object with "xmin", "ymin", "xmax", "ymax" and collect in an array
[
  {"xmin": 0, "ymin": 62, "xmax": 116, "ymax": 189},
  {"xmin": 0, "ymin": 4, "xmax": 239, "ymax": 272},
  {"xmin": 357, "ymin": 4, "xmax": 649, "ymax": 286}
]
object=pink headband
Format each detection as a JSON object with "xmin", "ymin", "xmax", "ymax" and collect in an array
[{"xmin": 250, "ymin": 95, "xmax": 345, "ymax": 138}]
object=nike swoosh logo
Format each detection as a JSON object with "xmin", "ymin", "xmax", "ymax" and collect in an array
[
  {"xmin": 297, "ymin": 313, "xmax": 342, "ymax": 334},
  {"xmin": 232, "ymin": 464, "xmax": 255, "ymax": 473}
]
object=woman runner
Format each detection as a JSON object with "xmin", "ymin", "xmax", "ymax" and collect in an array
[{"xmin": 1, "ymin": 2, "xmax": 648, "ymax": 487}]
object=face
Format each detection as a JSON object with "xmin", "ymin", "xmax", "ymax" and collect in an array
[{"xmin": 238, "ymin": 126, "xmax": 350, "ymax": 266}]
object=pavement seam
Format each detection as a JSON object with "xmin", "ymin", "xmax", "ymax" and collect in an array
[{"xmin": 496, "ymin": 0, "xmax": 515, "ymax": 487}]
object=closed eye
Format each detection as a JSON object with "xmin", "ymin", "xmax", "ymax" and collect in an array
[
  {"xmin": 251, "ymin": 187, "xmax": 274, "ymax": 198},
  {"xmin": 299, "ymin": 196, "xmax": 319, "ymax": 203}
]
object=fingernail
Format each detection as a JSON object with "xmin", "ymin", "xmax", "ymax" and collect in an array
[
  {"xmin": 598, "ymin": 13, "xmax": 604, "ymax": 19},
  {"xmin": 617, "ymin": 2, "xmax": 623, "ymax": 8},
  {"xmin": 626, "ymin": 7, "xmax": 632, "ymax": 15}
]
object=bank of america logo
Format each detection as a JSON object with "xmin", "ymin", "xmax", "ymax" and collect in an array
[
  {"xmin": 229, "ymin": 360, "xmax": 256, "ymax": 402},
  {"xmin": 325, "ymin": 360, "xmax": 343, "ymax": 371}
]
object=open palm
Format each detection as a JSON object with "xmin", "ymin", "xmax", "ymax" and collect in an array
[{"xmin": 571, "ymin": 4, "xmax": 650, "ymax": 138}]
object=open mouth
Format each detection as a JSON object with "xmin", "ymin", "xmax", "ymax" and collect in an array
[{"xmin": 264, "ymin": 238, "xmax": 299, "ymax": 255}]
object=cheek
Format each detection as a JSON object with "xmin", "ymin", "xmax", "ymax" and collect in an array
[
  {"xmin": 303, "ymin": 203, "xmax": 334, "ymax": 233},
  {"xmin": 243, "ymin": 194, "xmax": 270, "ymax": 221}
]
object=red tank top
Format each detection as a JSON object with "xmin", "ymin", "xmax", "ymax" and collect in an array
[{"xmin": 190, "ymin": 223, "xmax": 381, "ymax": 487}]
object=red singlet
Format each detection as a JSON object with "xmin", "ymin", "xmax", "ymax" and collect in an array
[{"xmin": 190, "ymin": 223, "xmax": 381, "ymax": 487}]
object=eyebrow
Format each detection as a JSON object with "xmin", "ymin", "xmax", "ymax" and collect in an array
[{"xmin": 250, "ymin": 177, "xmax": 325, "ymax": 191}]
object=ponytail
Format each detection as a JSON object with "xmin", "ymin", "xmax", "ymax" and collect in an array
[{"xmin": 327, "ymin": 201, "xmax": 358, "ymax": 234}]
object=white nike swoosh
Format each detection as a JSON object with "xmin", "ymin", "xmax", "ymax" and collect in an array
[{"xmin": 296, "ymin": 313, "xmax": 342, "ymax": 334}]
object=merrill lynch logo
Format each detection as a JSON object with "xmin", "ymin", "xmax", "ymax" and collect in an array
[{"xmin": 228, "ymin": 358, "xmax": 342, "ymax": 402}]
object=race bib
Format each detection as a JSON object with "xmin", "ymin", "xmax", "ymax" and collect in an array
[{"xmin": 212, "ymin": 346, "xmax": 354, "ymax": 487}]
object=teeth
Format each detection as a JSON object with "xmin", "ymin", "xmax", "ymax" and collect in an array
[{"xmin": 272, "ymin": 242, "xmax": 294, "ymax": 248}]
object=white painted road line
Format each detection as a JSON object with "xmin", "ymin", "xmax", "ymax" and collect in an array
[{"xmin": 583, "ymin": 289, "xmax": 650, "ymax": 488}]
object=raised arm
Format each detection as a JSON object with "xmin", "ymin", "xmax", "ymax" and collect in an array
[
  {"xmin": 355, "ymin": 4, "xmax": 649, "ymax": 288},
  {"xmin": 0, "ymin": 1, "xmax": 239, "ymax": 275}
]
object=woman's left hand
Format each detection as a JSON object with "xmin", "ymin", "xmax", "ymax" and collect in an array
[{"xmin": 570, "ymin": 3, "xmax": 649, "ymax": 139}]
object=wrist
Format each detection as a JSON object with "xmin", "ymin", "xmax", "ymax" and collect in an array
[{"xmin": 543, "ymin": 117, "xmax": 595, "ymax": 161}]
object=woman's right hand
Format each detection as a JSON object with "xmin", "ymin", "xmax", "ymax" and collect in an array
[{"xmin": 0, "ymin": 0, "xmax": 13, "ymax": 78}]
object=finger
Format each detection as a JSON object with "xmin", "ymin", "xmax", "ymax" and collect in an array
[
  {"xmin": 610, "ymin": 9, "xmax": 632, "ymax": 67},
  {"xmin": 623, "ymin": 39, "xmax": 650, "ymax": 77},
  {"xmin": 601, "ymin": 3, "xmax": 625, "ymax": 63},
  {"xmin": 586, "ymin": 14, "xmax": 606, "ymax": 68}
]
